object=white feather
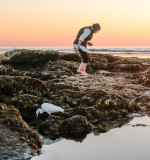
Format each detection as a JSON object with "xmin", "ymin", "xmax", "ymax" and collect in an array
[{"xmin": 36, "ymin": 103, "xmax": 64, "ymax": 118}]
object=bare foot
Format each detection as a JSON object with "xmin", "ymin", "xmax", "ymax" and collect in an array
[
  {"xmin": 81, "ymin": 72, "xmax": 88, "ymax": 76},
  {"xmin": 77, "ymin": 69, "xmax": 82, "ymax": 73}
]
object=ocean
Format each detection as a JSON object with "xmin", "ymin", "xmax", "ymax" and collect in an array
[{"xmin": 0, "ymin": 46, "xmax": 150, "ymax": 59}]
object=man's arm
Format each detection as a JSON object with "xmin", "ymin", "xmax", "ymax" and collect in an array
[
  {"xmin": 79, "ymin": 28, "xmax": 91, "ymax": 41},
  {"xmin": 75, "ymin": 40, "xmax": 82, "ymax": 53},
  {"xmin": 75, "ymin": 28, "xmax": 91, "ymax": 52}
]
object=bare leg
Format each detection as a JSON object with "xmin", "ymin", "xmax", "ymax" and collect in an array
[
  {"xmin": 77, "ymin": 62, "xmax": 83, "ymax": 73},
  {"xmin": 81, "ymin": 63, "xmax": 88, "ymax": 76}
]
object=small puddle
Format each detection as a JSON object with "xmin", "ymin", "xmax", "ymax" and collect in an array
[{"xmin": 31, "ymin": 116, "xmax": 150, "ymax": 160}]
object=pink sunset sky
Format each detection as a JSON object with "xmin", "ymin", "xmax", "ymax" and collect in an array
[{"xmin": 0, "ymin": 0, "xmax": 150, "ymax": 47}]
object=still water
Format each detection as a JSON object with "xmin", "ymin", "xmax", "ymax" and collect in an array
[{"xmin": 31, "ymin": 116, "xmax": 150, "ymax": 160}]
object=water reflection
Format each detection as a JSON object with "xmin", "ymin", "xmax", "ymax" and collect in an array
[
  {"xmin": 31, "ymin": 116, "xmax": 150, "ymax": 160},
  {"xmin": 41, "ymin": 136, "xmax": 63, "ymax": 145}
]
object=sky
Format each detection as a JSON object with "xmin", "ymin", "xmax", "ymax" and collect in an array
[{"xmin": 0, "ymin": 0, "xmax": 150, "ymax": 47}]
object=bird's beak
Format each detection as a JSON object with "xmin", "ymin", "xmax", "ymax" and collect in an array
[{"xmin": 36, "ymin": 113, "xmax": 39, "ymax": 119}]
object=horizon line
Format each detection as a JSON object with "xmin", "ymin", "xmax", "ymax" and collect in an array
[{"xmin": 0, "ymin": 45, "xmax": 150, "ymax": 48}]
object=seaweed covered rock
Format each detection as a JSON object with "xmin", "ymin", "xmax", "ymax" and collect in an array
[
  {"xmin": 65, "ymin": 106, "xmax": 106, "ymax": 122},
  {"xmin": 60, "ymin": 115, "xmax": 93, "ymax": 138},
  {"xmin": 2, "ymin": 49, "xmax": 60, "ymax": 65},
  {"xmin": 90, "ymin": 53, "xmax": 108, "ymax": 70},
  {"xmin": 109, "ymin": 59, "xmax": 142, "ymax": 71},
  {"xmin": 96, "ymin": 118, "xmax": 131, "ymax": 133},
  {"xmin": 0, "ymin": 105, "xmax": 42, "ymax": 152},
  {"xmin": 0, "ymin": 75, "xmax": 49, "ymax": 100},
  {"xmin": 81, "ymin": 89, "xmax": 138, "ymax": 119},
  {"xmin": 0, "ymin": 133, "xmax": 4, "ymax": 142},
  {"xmin": 139, "ymin": 67, "xmax": 150, "ymax": 87},
  {"xmin": 47, "ymin": 82, "xmax": 80, "ymax": 93},
  {"xmin": 46, "ymin": 82, "xmax": 84, "ymax": 108},
  {"xmin": 38, "ymin": 115, "xmax": 64, "ymax": 139},
  {"xmin": 11, "ymin": 94, "xmax": 52, "ymax": 121},
  {"xmin": 0, "ymin": 103, "xmax": 8, "ymax": 111},
  {"xmin": 25, "ymin": 69, "xmax": 73, "ymax": 81},
  {"xmin": 0, "ymin": 63, "xmax": 74, "ymax": 81},
  {"xmin": 58, "ymin": 52, "xmax": 81, "ymax": 62},
  {"xmin": 0, "ymin": 123, "xmax": 34, "ymax": 160},
  {"xmin": 0, "ymin": 64, "xmax": 24, "ymax": 76},
  {"xmin": 46, "ymin": 60, "xmax": 79, "ymax": 74},
  {"xmin": 135, "ymin": 90, "xmax": 150, "ymax": 115},
  {"xmin": 89, "ymin": 53, "xmax": 143, "ymax": 72}
]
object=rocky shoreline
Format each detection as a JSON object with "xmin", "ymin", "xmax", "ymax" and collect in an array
[{"xmin": 0, "ymin": 49, "xmax": 150, "ymax": 159}]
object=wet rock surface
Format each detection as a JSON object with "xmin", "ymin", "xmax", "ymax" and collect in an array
[
  {"xmin": 0, "ymin": 49, "xmax": 150, "ymax": 159},
  {"xmin": 0, "ymin": 123, "xmax": 33, "ymax": 160},
  {"xmin": 2, "ymin": 49, "xmax": 60, "ymax": 65},
  {"xmin": 139, "ymin": 67, "xmax": 150, "ymax": 87},
  {"xmin": 0, "ymin": 105, "xmax": 42, "ymax": 160},
  {"xmin": 38, "ymin": 115, "xmax": 64, "ymax": 139},
  {"xmin": 59, "ymin": 115, "xmax": 93, "ymax": 138}
]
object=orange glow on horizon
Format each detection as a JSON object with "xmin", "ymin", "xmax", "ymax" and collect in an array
[{"xmin": 0, "ymin": 0, "xmax": 150, "ymax": 47}]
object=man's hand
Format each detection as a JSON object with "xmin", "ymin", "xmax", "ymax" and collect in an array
[{"xmin": 87, "ymin": 42, "xmax": 93, "ymax": 46}]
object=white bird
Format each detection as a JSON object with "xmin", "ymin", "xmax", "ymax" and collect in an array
[{"xmin": 36, "ymin": 103, "xmax": 64, "ymax": 118}]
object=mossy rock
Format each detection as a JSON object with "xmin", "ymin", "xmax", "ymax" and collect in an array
[
  {"xmin": 59, "ymin": 52, "xmax": 81, "ymax": 62},
  {"xmin": 38, "ymin": 115, "xmax": 64, "ymax": 139},
  {"xmin": 59, "ymin": 115, "xmax": 93, "ymax": 138},
  {"xmin": 66, "ymin": 106, "xmax": 106, "ymax": 122},
  {"xmin": 139, "ymin": 67, "xmax": 150, "ymax": 87},
  {"xmin": 81, "ymin": 89, "xmax": 138, "ymax": 119},
  {"xmin": 0, "ymin": 75, "xmax": 49, "ymax": 98},
  {"xmin": 11, "ymin": 94, "xmax": 52, "ymax": 121},
  {"xmin": 0, "ymin": 105, "xmax": 42, "ymax": 152},
  {"xmin": 2, "ymin": 49, "xmax": 60, "ymax": 66}
]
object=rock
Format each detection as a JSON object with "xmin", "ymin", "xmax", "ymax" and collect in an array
[
  {"xmin": 108, "ymin": 110, "xmax": 121, "ymax": 119},
  {"xmin": 0, "ymin": 123, "xmax": 34, "ymax": 160},
  {"xmin": 89, "ymin": 53, "xmax": 143, "ymax": 72},
  {"xmin": 90, "ymin": 54, "xmax": 108, "ymax": 70},
  {"xmin": 120, "ymin": 109, "xmax": 129, "ymax": 118},
  {"xmin": 10, "ymin": 94, "xmax": 68, "ymax": 122},
  {"xmin": 95, "ymin": 70, "xmax": 116, "ymax": 76},
  {"xmin": 59, "ymin": 115, "xmax": 93, "ymax": 138},
  {"xmin": 25, "ymin": 69, "xmax": 73, "ymax": 81},
  {"xmin": 0, "ymin": 64, "xmax": 24, "ymax": 76},
  {"xmin": 81, "ymin": 89, "xmax": 138, "ymax": 119},
  {"xmin": 0, "ymin": 133, "xmax": 4, "ymax": 142},
  {"xmin": 0, "ymin": 75, "xmax": 49, "ymax": 102},
  {"xmin": 2, "ymin": 49, "xmax": 60, "ymax": 65},
  {"xmin": 43, "ymin": 60, "xmax": 74, "ymax": 75},
  {"xmin": 66, "ymin": 106, "xmax": 106, "ymax": 122},
  {"xmin": 0, "ymin": 103, "xmax": 8, "ymax": 111},
  {"xmin": 38, "ymin": 115, "xmax": 64, "ymax": 139},
  {"xmin": 47, "ymin": 82, "xmax": 80, "ymax": 91},
  {"xmin": 96, "ymin": 118, "xmax": 130, "ymax": 133},
  {"xmin": 54, "ymin": 60, "xmax": 79, "ymax": 73},
  {"xmin": 59, "ymin": 52, "xmax": 81, "ymax": 62},
  {"xmin": 46, "ymin": 82, "xmax": 85, "ymax": 108},
  {"xmin": 135, "ymin": 90, "xmax": 150, "ymax": 115},
  {"xmin": 1, "ymin": 49, "xmax": 150, "ymax": 158},
  {"xmin": 139, "ymin": 67, "xmax": 150, "ymax": 87},
  {"xmin": 10, "ymin": 94, "xmax": 52, "ymax": 121},
  {"xmin": 109, "ymin": 59, "xmax": 142, "ymax": 71},
  {"xmin": 0, "ymin": 105, "xmax": 42, "ymax": 152}
]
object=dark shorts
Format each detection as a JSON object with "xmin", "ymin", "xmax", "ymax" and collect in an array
[{"xmin": 79, "ymin": 49, "xmax": 90, "ymax": 63}]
